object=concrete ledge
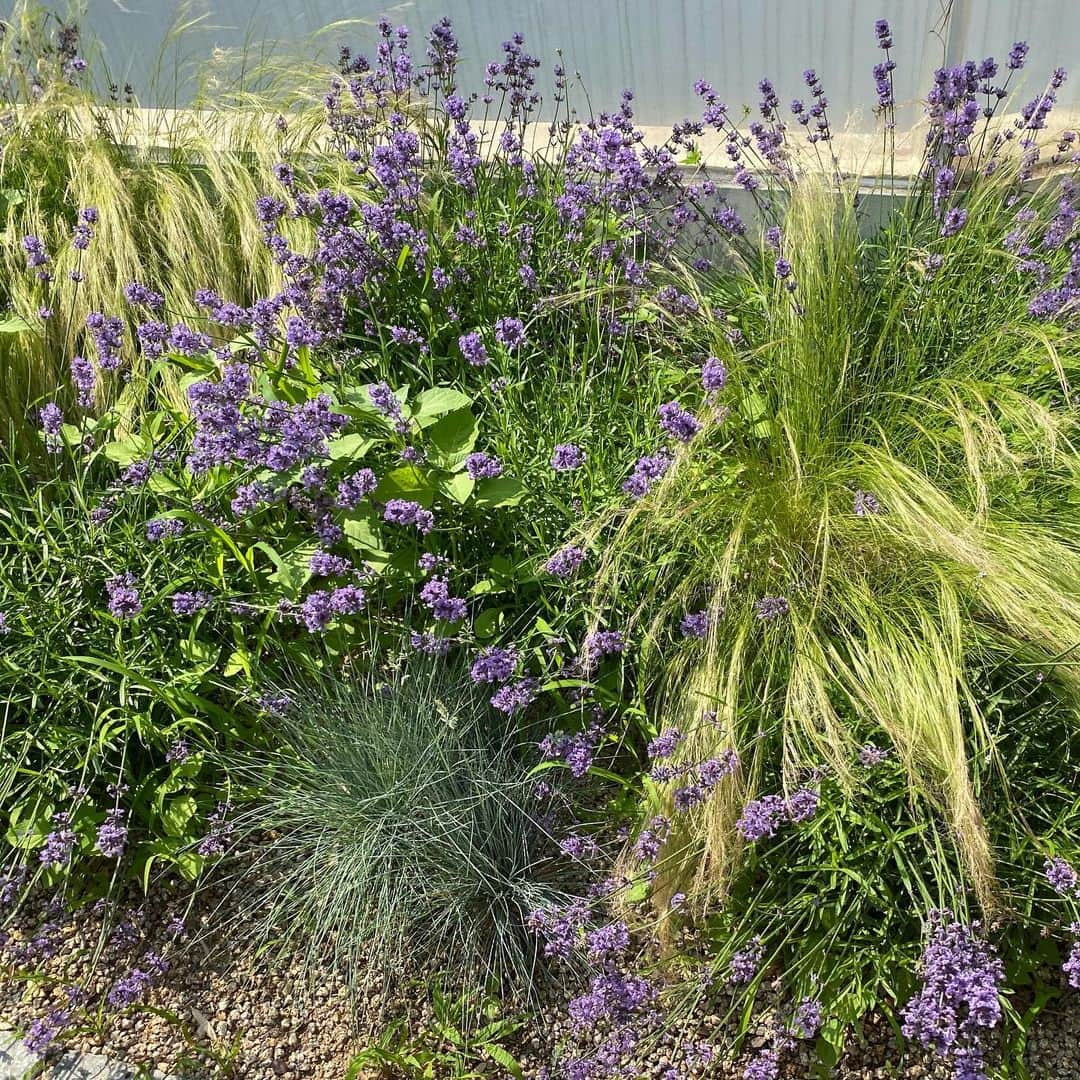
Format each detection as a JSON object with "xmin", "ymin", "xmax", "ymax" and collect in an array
[{"xmin": 0, "ymin": 1037, "xmax": 178, "ymax": 1080}]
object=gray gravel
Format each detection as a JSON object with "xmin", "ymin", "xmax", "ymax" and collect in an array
[{"xmin": 4, "ymin": 876, "xmax": 1080, "ymax": 1079}]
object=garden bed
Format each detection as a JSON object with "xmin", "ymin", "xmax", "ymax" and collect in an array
[{"xmin": 3, "ymin": 6, "xmax": 1080, "ymax": 1080}]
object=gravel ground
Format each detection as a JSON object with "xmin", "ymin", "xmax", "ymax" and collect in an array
[{"xmin": 3, "ymin": 874, "xmax": 1080, "ymax": 1079}]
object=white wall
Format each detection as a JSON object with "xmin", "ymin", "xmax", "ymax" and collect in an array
[{"xmin": 75, "ymin": 0, "xmax": 1080, "ymax": 130}]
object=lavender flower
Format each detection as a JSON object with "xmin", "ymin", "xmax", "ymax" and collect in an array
[
  {"xmin": 465, "ymin": 451, "xmax": 503, "ymax": 479},
  {"xmin": 632, "ymin": 815, "xmax": 671, "ymax": 861},
  {"xmin": 551, "ymin": 443, "xmax": 586, "ymax": 471},
  {"xmin": 336, "ymin": 468, "xmax": 378, "ymax": 508},
  {"xmin": 383, "ymin": 498, "xmax": 434, "ymax": 533},
  {"xmin": 96, "ymin": 808, "xmax": 128, "ymax": 858},
  {"xmin": 494, "ymin": 316, "xmax": 526, "ymax": 350},
  {"xmin": 647, "ymin": 727, "xmax": 683, "ymax": 760},
  {"xmin": 702, "ymin": 356, "xmax": 728, "ymax": 395},
  {"xmin": 23, "ymin": 1009, "xmax": 72, "ymax": 1057},
  {"xmin": 790, "ymin": 997, "xmax": 823, "ymax": 1039},
  {"xmin": 583, "ymin": 629, "xmax": 625, "ymax": 668},
  {"xmin": 123, "ymin": 281, "xmax": 164, "ymax": 309},
  {"xmin": 854, "ymin": 489, "xmax": 883, "ymax": 516},
  {"xmin": 941, "ymin": 208, "xmax": 969, "ymax": 237},
  {"xmin": 736, "ymin": 794, "xmax": 786, "ymax": 841},
  {"xmin": 369, "ymin": 380, "xmax": 409, "ymax": 433},
  {"xmin": 419, "ymin": 576, "xmax": 467, "ymax": 623},
  {"xmin": 458, "ymin": 331, "xmax": 489, "ymax": 366},
  {"xmin": 1045, "ymin": 856, "xmax": 1079, "ymax": 896},
  {"xmin": 171, "ymin": 591, "xmax": 211, "ymax": 616},
  {"xmin": 39, "ymin": 402, "xmax": 63, "ymax": 436},
  {"xmin": 698, "ymin": 750, "xmax": 738, "ymax": 787},
  {"xmin": 470, "ymin": 646, "xmax": 517, "ymax": 684},
  {"xmin": 310, "ymin": 550, "xmax": 352, "ymax": 577},
  {"xmin": 197, "ymin": 801, "xmax": 234, "ymax": 857},
  {"xmin": 1065, "ymin": 938, "xmax": 1080, "ymax": 989},
  {"xmin": 743, "ymin": 1048, "xmax": 779, "ymax": 1080},
  {"xmin": 70, "ymin": 356, "xmax": 95, "ymax": 408},
  {"xmin": 728, "ymin": 937, "xmax": 765, "ymax": 984},
  {"xmin": 680, "ymin": 610, "xmax": 709, "ymax": 638},
  {"xmin": 658, "ymin": 400, "xmax": 702, "ymax": 443},
  {"xmin": 410, "ymin": 631, "xmax": 454, "ymax": 656},
  {"xmin": 586, "ymin": 921, "xmax": 630, "ymax": 962},
  {"xmin": 544, "ymin": 544, "xmax": 586, "ymax": 578},
  {"xmin": 22, "ymin": 234, "xmax": 49, "ymax": 268},
  {"xmin": 490, "ymin": 676, "xmax": 538, "ymax": 715},
  {"xmin": 145, "ymin": 517, "xmax": 184, "ymax": 542},
  {"xmin": 540, "ymin": 727, "xmax": 601, "ymax": 779},
  {"xmin": 105, "ymin": 573, "xmax": 142, "ymax": 619},
  {"xmin": 902, "ymin": 914, "xmax": 1004, "ymax": 1079},
  {"xmin": 560, "ymin": 833, "xmax": 602, "ymax": 861},
  {"xmin": 165, "ymin": 740, "xmax": 190, "ymax": 763},
  {"xmin": 39, "ymin": 812, "xmax": 76, "ymax": 867},
  {"xmin": 858, "ymin": 743, "xmax": 890, "ymax": 767},
  {"xmin": 622, "ymin": 451, "xmax": 672, "ymax": 498},
  {"xmin": 785, "ymin": 786, "xmax": 819, "ymax": 823},
  {"xmin": 756, "ymin": 595, "xmax": 790, "ymax": 620},
  {"xmin": 528, "ymin": 899, "xmax": 590, "ymax": 959},
  {"xmin": 330, "ymin": 584, "xmax": 366, "ymax": 615}
]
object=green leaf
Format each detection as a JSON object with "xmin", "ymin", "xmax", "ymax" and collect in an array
[
  {"xmin": 473, "ymin": 608, "xmax": 504, "ymax": 639},
  {"xmin": 160, "ymin": 795, "xmax": 198, "ymax": 838},
  {"xmin": 327, "ymin": 433, "xmax": 377, "ymax": 462},
  {"xmin": 0, "ymin": 313, "xmax": 32, "ymax": 334},
  {"xmin": 102, "ymin": 435, "xmax": 152, "ymax": 467},
  {"xmin": 439, "ymin": 472, "xmax": 475, "ymax": 504},
  {"xmin": 426, "ymin": 408, "xmax": 478, "ymax": 469},
  {"xmin": 342, "ymin": 513, "xmax": 384, "ymax": 551},
  {"xmin": 223, "ymin": 649, "xmax": 251, "ymax": 678},
  {"xmin": 179, "ymin": 639, "xmax": 218, "ymax": 666},
  {"xmin": 473, "ymin": 477, "xmax": 526, "ymax": 508},
  {"xmin": 267, "ymin": 543, "xmax": 317, "ymax": 599},
  {"xmin": 374, "ymin": 465, "xmax": 435, "ymax": 507},
  {"xmin": 413, "ymin": 387, "xmax": 472, "ymax": 426},
  {"xmin": 148, "ymin": 474, "xmax": 182, "ymax": 495},
  {"xmin": 743, "ymin": 391, "xmax": 772, "ymax": 437},
  {"xmin": 485, "ymin": 1045, "xmax": 524, "ymax": 1080}
]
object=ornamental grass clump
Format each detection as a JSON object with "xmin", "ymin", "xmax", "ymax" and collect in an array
[
  {"xmin": 0, "ymin": 3, "xmax": 353, "ymax": 452},
  {"xmin": 220, "ymin": 658, "xmax": 575, "ymax": 1001},
  {"xmin": 584, "ymin": 25, "xmax": 1080, "ymax": 921}
]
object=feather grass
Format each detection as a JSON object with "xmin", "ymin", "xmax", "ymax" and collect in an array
[{"xmin": 587, "ymin": 171, "xmax": 1080, "ymax": 914}]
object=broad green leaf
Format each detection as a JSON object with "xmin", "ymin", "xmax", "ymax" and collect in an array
[
  {"xmin": 179, "ymin": 639, "xmax": 218, "ymax": 667},
  {"xmin": 267, "ymin": 543, "xmax": 317, "ymax": 598},
  {"xmin": 343, "ymin": 513, "xmax": 384, "ymax": 551},
  {"xmin": 223, "ymin": 649, "xmax": 251, "ymax": 678},
  {"xmin": 485, "ymin": 1045, "xmax": 524, "ymax": 1080},
  {"xmin": 426, "ymin": 407, "xmax": 478, "ymax": 469},
  {"xmin": 374, "ymin": 464, "xmax": 435, "ymax": 507},
  {"xmin": 412, "ymin": 387, "xmax": 472, "ymax": 426},
  {"xmin": 473, "ymin": 476, "xmax": 526, "ymax": 508},
  {"xmin": 0, "ymin": 314, "xmax": 32, "ymax": 334},
  {"xmin": 326, "ymin": 433, "xmax": 377, "ymax": 462},
  {"xmin": 473, "ymin": 607, "xmax": 504, "ymax": 639},
  {"xmin": 148, "ymin": 474, "xmax": 181, "ymax": 495},
  {"xmin": 102, "ymin": 435, "xmax": 152, "ymax": 466},
  {"xmin": 439, "ymin": 472, "xmax": 475, "ymax": 504},
  {"xmin": 160, "ymin": 795, "xmax": 198, "ymax": 838}
]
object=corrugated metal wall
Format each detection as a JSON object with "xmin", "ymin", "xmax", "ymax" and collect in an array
[{"xmin": 78, "ymin": 0, "xmax": 1080, "ymax": 129}]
